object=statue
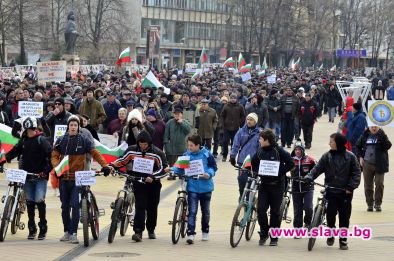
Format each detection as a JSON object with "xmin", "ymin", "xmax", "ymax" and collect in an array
[{"xmin": 64, "ymin": 11, "xmax": 78, "ymax": 54}]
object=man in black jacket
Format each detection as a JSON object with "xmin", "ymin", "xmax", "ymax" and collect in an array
[
  {"xmin": 251, "ymin": 129, "xmax": 294, "ymax": 246},
  {"xmin": 356, "ymin": 126, "xmax": 392, "ymax": 212},
  {"xmin": 299, "ymin": 93, "xmax": 318, "ymax": 149},
  {"xmin": 305, "ymin": 133, "xmax": 361, "ymax": 250},
  {"xmin": 44, "ymin": 97, "xmax": 72, "ymax": 139}
]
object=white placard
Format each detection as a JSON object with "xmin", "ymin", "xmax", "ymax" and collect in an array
[
  {"xmin": 75, "ymin": 171, "xmax": 96, "ymax": 186},
  {"xmin": 267, "ymin": 74, "xmax": 277, "ymax": 84},
  {"xmin": 37, "ymin": 61, "xmax": 67, "ymax": 84},
  {"xmin": 97, "ymin": 134, "xmax": 118, "ymax": 149},
  {"xmin": 54, "ymin": 125, "xmax": 68, "ymax": 143},
  {"xmin": 241, "ymin": 72, "xmax": 252, "ymax": 82},
  {"xmin": 6, "ymin": 169, "xmax": 28, "ymax": 184},
  {"xmin": 184, "ymin": 159, "xmax": 204, "ymax": 176},
  {"xmin": 258, "ymin": 160, "xmax": 280, "ymax": 176},
  {"xmin": 132, "ymin": 157, "xmax": 155, "ymax": 174},
  {"xmin": 18, "ymin": 101, "xmax": 43, "ymax": 118}
]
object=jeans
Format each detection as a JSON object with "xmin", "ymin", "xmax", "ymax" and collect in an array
[
  {"xmin": 24, "ymin": 179, "xmax": 48, "ymax": 203},
  {"xmin": 59, "ymin": 180, "xmax": 80, "ymax": 234},
  {"xmin": 258, "ymin": 183, "xmax": 284, "ymax": 238},
  {"xmin": 237, "ymin": 170, "xmax": 248, "ymax": 198},
  {"xmin": 363, "ymin": 161, "xmax": 384, "ymax": 206},
  {"xmin": 187, "ymin": 192, "xmax": 212, "ymax": 235},
  {"xmin": 222, "ymin": 129, "xmax": 237, "ymax": 158},
  {"xmin": 328, "ymin": 107, "xmax": 336, "ymax": 121},
  {"xmin": 266, "ymin": 121, "xmax": 281, "ymax": 138},
  {"xmin": 292, "ymin": 191, "xmax": 313, "ymax": 228},
  {"xmin": 326, "ymin": 190, "xmax": 353, "ymax": 242},
  {"xmin": 281, "ymin": 114, "xmax": 294, "ymax": 146}
]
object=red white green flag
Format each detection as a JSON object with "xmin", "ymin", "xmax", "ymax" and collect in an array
[
  {"xmin": 223, "ymin": 57, "xmax": 235, "ymax": 68},
  {"xmin": 173, "ymin": 156, "xmax": 190, "ymax": 169},
  {"xmin": 241, "ymin": 155, "xmax": 252, "ymax": 169},
  {"xmin": 55, "ymin": 155, "xmax": 69, "ymax": 177},
  {"xmin": 116, "ymin": 47, "xmax": 131, "ymax": 66},
  {"xmin": 239, "ymin": 64, "xmax": 252, "ymax": 73},
  {"xmin": 237, "ymin": 53, "xmax": 246, "ymax": 70},
  {"xmin": 94, "ymin": 140, "xmax": 128, "ymax": 164},
  {"xmin": 0, "ymin": 124, "xmax": 19, "ymax": 153},
  {"xmin": 197, "ymin": 47, "xmax": 208, "ymax": 69}
]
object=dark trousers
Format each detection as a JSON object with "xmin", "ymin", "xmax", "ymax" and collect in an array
[
  {"xmin": 302, "ymin": 124, "xmax": 314, "ymax": 147},
  {"xmin": 133, "ymin": 180, "xmax": 162, "ymax": 234},
  {"xmin": 202, "ymin": 138, "xmax": 212, "ymax": 150},
  {"xmin": 187, "ymin": 192, "xmax": 212, "ymax": 235},
  {"xmin": 292, "ymin": 191, "xmax": 313, "ymax": 228},
  {"xmin": 222, "ymin": 129, "xmax": 237, "ymax": 158},
  {"xmin": 237, "ymin": 170, "xmax": 248, "ymax": 198},
  {"xmin": 281, "ymin": 114, "xmax": 294, "ymax": 146},
  {"xmin": 258, "ymin": 183, "xmax": 284, "ymax": 238},
  {"xmin": 363, "ymin": 161, "xmax": 384, "ymax": 206},
  {"xmin": 59, "ymin": 180, "xmax": 80, "ymax": 234},
  {"xmin": 212, "ymin": 128, "xmax": 220, "ymax": 156},
  {"xmin": 326, "ymin": 191, "xmax": 353, "ymax": 242}
]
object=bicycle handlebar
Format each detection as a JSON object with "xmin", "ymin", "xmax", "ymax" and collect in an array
[{"xmin": 286, "ymin": 176, "xmax": 346, "ymax": 191}]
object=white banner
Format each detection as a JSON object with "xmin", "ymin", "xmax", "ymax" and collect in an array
[
  {"xmin": 184, "ymin": 159, "xmax": 204, "ymax": 177},
  {"xmin": 6, "ymin": 169, "xmax": 28, "ymax": 184},
  {"xmin": 258, "ymin": 160, "xmax": 280, "ymax": 176},
  {"xmin": 75, "ymin": 171, "xmax": 96, "ymax": 186},
  {"xmin": 367, "ymin": 100, "xmax": 394, "ymax": 127},
  {"xmin": 18, "ymin": 101, "xmax": 43, "ymax": 118},
  {"xmin": 54, "ymin": 125, "xmax": 67, "ymax": 143},
  {"xmin": 132, "ymin": 157, "xmax": 155, "ymax": 174},
  {"xmin": 37, "ymin": 61, "xmax": 67, "ymax": 83}
]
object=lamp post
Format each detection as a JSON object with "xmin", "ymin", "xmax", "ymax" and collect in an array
[{"xmin": 355, "ymin": 43, "xmax": 359, "ymax": 70}]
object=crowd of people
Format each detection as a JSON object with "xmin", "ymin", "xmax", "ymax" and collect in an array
[{"xmin": 0, "ymin": 65, "xmax": 392, "ymax": 248}]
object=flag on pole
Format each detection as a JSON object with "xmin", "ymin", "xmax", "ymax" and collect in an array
[
  {"xmin": 173, "ymin": 156, "xmax": 190, "ymax": 169},
  {"xmin": 0, "ymin": 124, "xmax": 19, "ymax": 153},
  {"xmin": 197, "ymin": 47, "xmax": 208, "ymax": 69},
  {"xmin": 318, "ymin": 63, "xmax": 323, "ymax": 70},
  {"xmin": 54, "ymin": 156, "xmax": 69, "ymax": 177},
  {"xmin": 237, "ymin": 53, "xmax": 246, "ymax": 70},
  {"xmin": 116, "ymin": 47, "xmax": 131, "ymax": 66},
  {"xmin": 142, "ymin": 71, "xmax": 170, "ymax": 94},
  {"xmin": 262, "ymin": 56, "xmax": 268, "ymax": 70},
  {"xmin": 258, "ymin": 70, "xmax": 266, "ymax": 76},
  {"xmin": 330, "ymin": 65, "xmax": 336, "ymax": 71},
  {"xmin": 241, "ymin": 155, "xmax": 252, "ymax": 169},
  {"xmin": 94, "ymin": 140, "xmax": 128, "ymax": 164},
  {"xmin": 0, "ymin": 149, "xmax": 6, "ymax": 162},
  {"xmin": 223, "ymin": 57, "xmax": 235, "ymax": 68},
  {"xmin": 239, "ymin": 64, "xmax": 252, "ymax": 73}
]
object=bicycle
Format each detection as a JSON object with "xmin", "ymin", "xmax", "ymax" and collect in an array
[
  {"xmin": 75, "ymin": 171, "xmax": 105, "ymax": 247},
  {"xmin": 169, "ymin": 173, "xmax": 201, "ymax": 244},
  {"xmin": 0, "ymin": 169, "xmax": 39, "ymax": 242},
  {"xmin": 108, "ymin": 170, "xmax": 141, "ymax": 244},
  {"xmin": 278, "ymin": 177, "xmax": 292, "ymax": 227},
  {"xmin": 230, "ymin": 167, "xmax": 260, "ymax": 248}
]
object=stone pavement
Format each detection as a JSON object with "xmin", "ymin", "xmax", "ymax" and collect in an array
[{"xmin": 1, "ymin": 115, "xmax": 394, "ymax": 261}]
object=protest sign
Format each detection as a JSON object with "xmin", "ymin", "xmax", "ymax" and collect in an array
[
  {"xmin": 37, "ymin": 61, "xmax": 67, "ymax": 83},
  {"xmin": 54, "ymin": 125, "xmax": 67, "ymax": 143},
  {"xmin": 75, "ymin": 171, "xmax": 96, "ymax": 186},
  {"xmin": 367, "ymin": 101, "xmax": 394, "ymax": 127},
  {"xmin": 18, "ymin": 101, "xmax": 43, "ymax": 118},
  {"xmin": 132, "ymin": 157, "xmax": 155, "ymax": 174},
  {"xmin": 184, "ymin": 159, "xmax": 204, "ymax": 176},
  {"xmin": 258, "ymin": 160, "xmax": 280, "ymax": 177}
]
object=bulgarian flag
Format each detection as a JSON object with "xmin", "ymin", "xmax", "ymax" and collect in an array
[
  {"xmin": 239, "ymin": 64, "xmax": 252, "ymax": 73},
  {"xmin": 55, "ymin": 155, "xmax": 69, "ymax": 177},
  {"xmin": 94, "ymin": 140, "xmax": 128, "ymax": 164},
  {"xmin": 258, "ymin": 70, "xmax": 266, "ymax": 76},
  {"xmin": 142, "ymin": 71, "xmax": 170, "ymax": 94},
  {"xmin": 262, "ymin": 56, "xmax": 268, "ymax": 70},
  {"xmin": 223, "ymin": 57, "xmax": 235, "ymax": 68},
  {"xmin": 318, "ymin": 63, "xmax": 323, "ymax": 70},
  {"xmin": 116, "ymin": 47, "xmax": 131, "ymax": 66},
  {"xmin": 0, "ymin": 124, "xmax": 19, "ymax": 153},
  {"xmin": 241, "ymin": 155, "xmax": 252, "ymax": 169},
  {"xmin": 173, "ymin": 156, "xmax": 190, "ymax": 169},
  {"xmin": 330, "ymin": 65, "xmax": 336, "ymax": 71},
  {"xmin": 197, "ymin": 47, "xmax": 208, "ymax": 69},
  {"xmin": 237, "ymin": 53, "xmax": 246, "ymax": 70}
]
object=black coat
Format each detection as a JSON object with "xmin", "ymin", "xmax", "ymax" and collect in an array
[
  {"xmin": 356, "ymin": 129, "xmax": 392, "ymax": 173},
  {"xmin": 325, "ymin": 88, "xmax": 340, "ymax": 108}
]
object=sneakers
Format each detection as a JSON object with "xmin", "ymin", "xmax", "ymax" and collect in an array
[
  {"xmin": 327, "ymin": 237, "xmax": 335, "ymax": 246},
  {"xmin": 27, "ymin": 227, "xmax": 37, "ymax": 240},
  {"xmin": 186, "ymin": 235, "xmax": 195, "ymax": 244},
  {"xmin": 60, "ymin": 232, "xmax": 70, "ymax": 242},
  {"xmin": 339, "ymin": 241, "xmax": 349, "ymax": 250},
  {"xmin": 375, "ymin": 205, "xmax": 382, "ymax": 212},
  {"xmin": 69, "ymin": 233, "xmax": 79, "ymax": 244},
  {"xmin": 202, "ymin": 232, "xmax": 209, "ymax": 241},
  {"xmin": 37, "ymin": 225, "xmax": 47, "ymax": 240},
  {"xmin": 132, "ymin": 233, "xmax": 142, "ymax": 242},
  {"xmin": 258, "ymin": 234, "xmax": 269, "ymax": 246},
  {"xmin": 148, "ymin": 232, "xmax": 156, "ymax": 239},
  {"xmin": 269, "ymin": 238, "xmax": 278, "ymax": 246},
  {"xmin": 367, "ymin": 206, "xmax": 373, "ymax": 212}
]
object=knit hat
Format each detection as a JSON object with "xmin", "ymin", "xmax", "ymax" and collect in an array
[
  {"xmin": 67, "ymin": 115, "xmax": 80, "ymax": 125},
  {"xmin": 246, "ymin": 113, "xmax": 258, "ymax": 124},
  {"xmin": 291, "ymin": 139, "xmax": 305, "ymax": 157},
  {"xmin": 230, "ymin": 93, "xmax": 237, "ymax": 99},
  {"xmin": 54, "ymin": 97, "xmax": 65, "ymax": 105},
  {"xmin": 136, "ymin": 130, "xmax": 152, "ymax": 144},
  {"xmin": 146, "ymin": 108, "xmax": 157, "ymax": 118},
  {"xmin": 127, "ymin": 108, "xmax": 143, "ymax": 123},
  {"xmin": 353, "ymin": 102, "xmax": 362, "ymax": 111}
]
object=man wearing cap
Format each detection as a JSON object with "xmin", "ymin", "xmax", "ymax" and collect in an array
[
  {"xmin": 103, "ymin": 92, "xmax": 122, "ymax": 134},
  {"xmin": 158, "ymin": 93, "xmax": 173, "ymax": 122},
  {"xmin": 120, "ymin": 90, "xmax": 135, "ymax": 108},
  {"xmin": 44, "ymin": 97, "xmax": 72, "ymax": 140},
  {"xmin": 196, "ymin": 98, "xmax": 218, "ymax": 150},
  {"xmin": 346, "ymin": 102, "xmax": 367, "ymax": 154},
  {"xmin": 79, "ymin": 88, "xmax": 107, "ymax": 131},
  {"xmin": 245, "ymin": 93, "xmax": 268, "ymax": 128}
]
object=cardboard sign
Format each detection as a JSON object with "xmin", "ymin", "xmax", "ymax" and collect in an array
[
  {"xmin": 241, "ymin": 72, "xmax": 252, "ymax": 82},
  {"xmin": 258, "ymin": 160, "xmax": 280, "ymax": 176},
  {"xmin": 18, "ymin": 101, "xmax": 43, "ymax": 118},
  {"xmin": 54, "ymin": 125, "xmax": 67, "ymax": 143},
  {"xmin": 132, "ymin": 157, "xmax": 154, "ymax": 174},
  {"xmin": 6, "ymin": 169, "xmax": 28, "ymax": 184},
  {"xmin": 184, "ymin": 159, "xmax": 204, "ymax": 177},
  {"xmin": 37, "ymin": 61, "xmax": 67, "ymax": 84},
  {"xmin": 75, "ymin": 171, "xmax": 96, "ymax": 186},
  {"xmin": 267, "ymin": 74, "xmax": 277, "ymax": 84}
]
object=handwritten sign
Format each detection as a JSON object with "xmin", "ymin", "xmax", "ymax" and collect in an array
[
  {"xmin": 54, "ymin": 125, "xmax": 67, "ymax": 143},
  {"xmin": 75, "ymin": 171, "xmax": 96, "ymax": 186},
  {"xmin": 37, "ymin": 61, "xmax": 67, "ymax": 84},
  {"xmin": 6, "ymin": 169, "xmax": 28, "ymax": 184},
  {"xmin": 18, "ymin": 101, "xmax": 43, "ymax": 118},
  {"xmin": 184, "ymin": 159, "xmax": 204, "ymax": 177},
  {"xmin": 132, "ymin": 157, "xmax": 154, "ymax": 174},
  {"xmin": 267, "ymin": 74, "xmax": 277, "ymax": 84},
  {"xmin": 241, "ymin": 72, "xmax": 252, "ymax": 82},
  {"xmin": 258, "ymin": 160, "xmax": 280, "ymax": 176}
]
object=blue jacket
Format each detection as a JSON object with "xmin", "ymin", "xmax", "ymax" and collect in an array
[
  {"xmin": 230, "ymin": 124, "xmax": 261, "ymax": 165},
  {"xmin": 387, "ymin": 87, "xmax": 394, "ymax": 100},
  {"xmin": 172, "ymin": 147, "xmax": 217, "ymax": 193},
  {"xmin": 346, "ymin": 111, "xmax": 367, "ymax": 145}
]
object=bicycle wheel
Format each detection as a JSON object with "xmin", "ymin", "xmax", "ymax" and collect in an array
[
  {"xmin": 108, "ymin": 197, "xmax": 123, "ymax": 243},
  {"xmin": 171, "ymin": 198, "xmax": 186, "ymax": 244},
  {"xmin": 81, "ymin": 198, "xmax": 90, "ymax": 247},
  {"xmin": 120, "ymin": 193, "xmax": 135, "ymax": 237},
  {"xmin": 278, "ymin": 197, "xmax": 289, "ymax": 227},
  {"xmin": 245, "ymin": 200, "xmax": 257, "ymax": 241},
  {"xmin": 230, "ymin": 204, "xmax": 247, "ymax": 248},
  {"xmin": 11, "ymin": 206, "xmax": 21, "ymax": 235},
  {"xmin": 308, "ymin": 205, "xmax": 323, "ymax": 251},
  {"xmin": 180, "ymin": 201, "xmax": 187, "ymax": 239},
  {"xmin": 90, "ymin": 194, "xmax": 99, "ymax": 240},
  {"xmin": 0, "ymin": 196, "xmax": 15, "ymax": 242}
]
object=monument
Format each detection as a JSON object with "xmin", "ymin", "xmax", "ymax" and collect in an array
[{"xmin": 62, "ymin": 11, "xmax": 80, "ymax": 65}]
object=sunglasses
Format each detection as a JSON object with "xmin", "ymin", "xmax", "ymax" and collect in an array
[{"xmin": 55, "ymin": 102, "xmax": 62, "ymax": 105}]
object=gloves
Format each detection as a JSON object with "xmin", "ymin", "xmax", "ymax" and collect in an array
[
  {"xmin": 102, "ymin": 166, "xmax": 111, "ymax": 177},
  {"xmin": 303, "ymin": 175, "xmax": 313, "ymax": 183},
  {"xmin": 230, "ymin": 158, "xmax": 236, "ymax": 166}
]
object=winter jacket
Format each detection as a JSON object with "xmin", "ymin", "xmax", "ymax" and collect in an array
[
  {"xmin": 221, "ymin": 102, "xmax": 246, "ymax": 131},
  {"xmin": 230, "ymin": 124, "xmax": 261, "ymax": 165},
  {"xmin": 176, "ymin": 102, "xmax": 196, "ymax": 128},
  {"xmin": 356, "ymin": 129, "xmax": 392, "ymax": 173},
  {"xmin": 164, "ymin": 118, "xmax": 191, "ymax": 156},
  {"xmin": 209, "ymin": 100, "xmax": 222, "ymax": 116},
  {"xmin": 280, "ymin": 95, "xmax": 299, "ymax": 119},
  {"xmin": 79, "ymin": 98, "xmax": 107, "ymax": 129},
  {"xmin": 309, "ymin": 150, "xmax": 361, "ymax": 192},
  {"xmin": 300, "ymin": 100, "xmax": 317, "ymax": 126},
  {"xmin": 245, "ymin": 102, "xmax": 269, "ymax": 128},
  {"xmin": 44, "ymin": 110, "xmax": 72, "ymax": 139},
  {"xmin": 266, "ymin": 95, "xmax": 282, "ymax": 124},
  {"xmin": 291, "ymin": 155, "xmax": 316, "ymax": 192},
  {"xmin": 326, "ymin": 88, "xmax": 340, "ymax": 108},
  {"xmin": 150, "ymin": 119, "xmax": 166, "ymax": 150},
  {"xmin": 102, "ymin": 101, "xmax": 122, "ymax": 128},
  {"xmin": 172, "ymin": 147, "xmax": 217, "ymax": 193},
  {"xmin": 346, "ymin": 111, "xmax": 367, "ymax": 145},
  {"xmin": 196, "ymin": 107, "xmax": 218, "ymax": 139},
  {"xmin": 159, "ymin": 100, "xmax": 173, "ymax": 122}
]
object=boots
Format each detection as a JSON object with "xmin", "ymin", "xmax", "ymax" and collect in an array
[
  {"xmin": 38, "ymin": 223, "xmax": 48, "ymax": 240},
  {"xmin": 37, "ymin": 202, "xmax": 47, "ymax": 240},
  {"xmin": 26, "ymin": 201, "xmax": 37, "ymax": 240}
]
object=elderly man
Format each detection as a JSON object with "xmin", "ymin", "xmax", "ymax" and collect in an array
[{"xmin": 79, "ymin": 88, "xmax": 107, "ymax": 130}]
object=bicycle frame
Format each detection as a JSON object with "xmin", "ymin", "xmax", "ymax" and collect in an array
[
  {"xmin": 79, "ymin": 186, "xmax": 92, "ymax": 216},
  {"xmin": 1, "ymin": 183, "xmax": 22, "ymax": 224},
  {"xmin": 239, "ymin": 174, "xmax": 260, "ymax": 228}
]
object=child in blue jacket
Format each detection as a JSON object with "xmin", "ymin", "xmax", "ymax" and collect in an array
[{"xmin": 172, "ymin": 134, "xmax": 217, "ymax": 244}]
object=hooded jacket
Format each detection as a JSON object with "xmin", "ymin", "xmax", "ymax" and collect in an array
[
  {"xmin": 290, "ymin": 146, "xmax": 316, "ymax": 192},
  {"xmin": 230, "ymin": 124, "xmax": 261, "ymax": 165},
  {"xmin": 346, "ymin": 110, "xmax": 368, "ymax": 145}
]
